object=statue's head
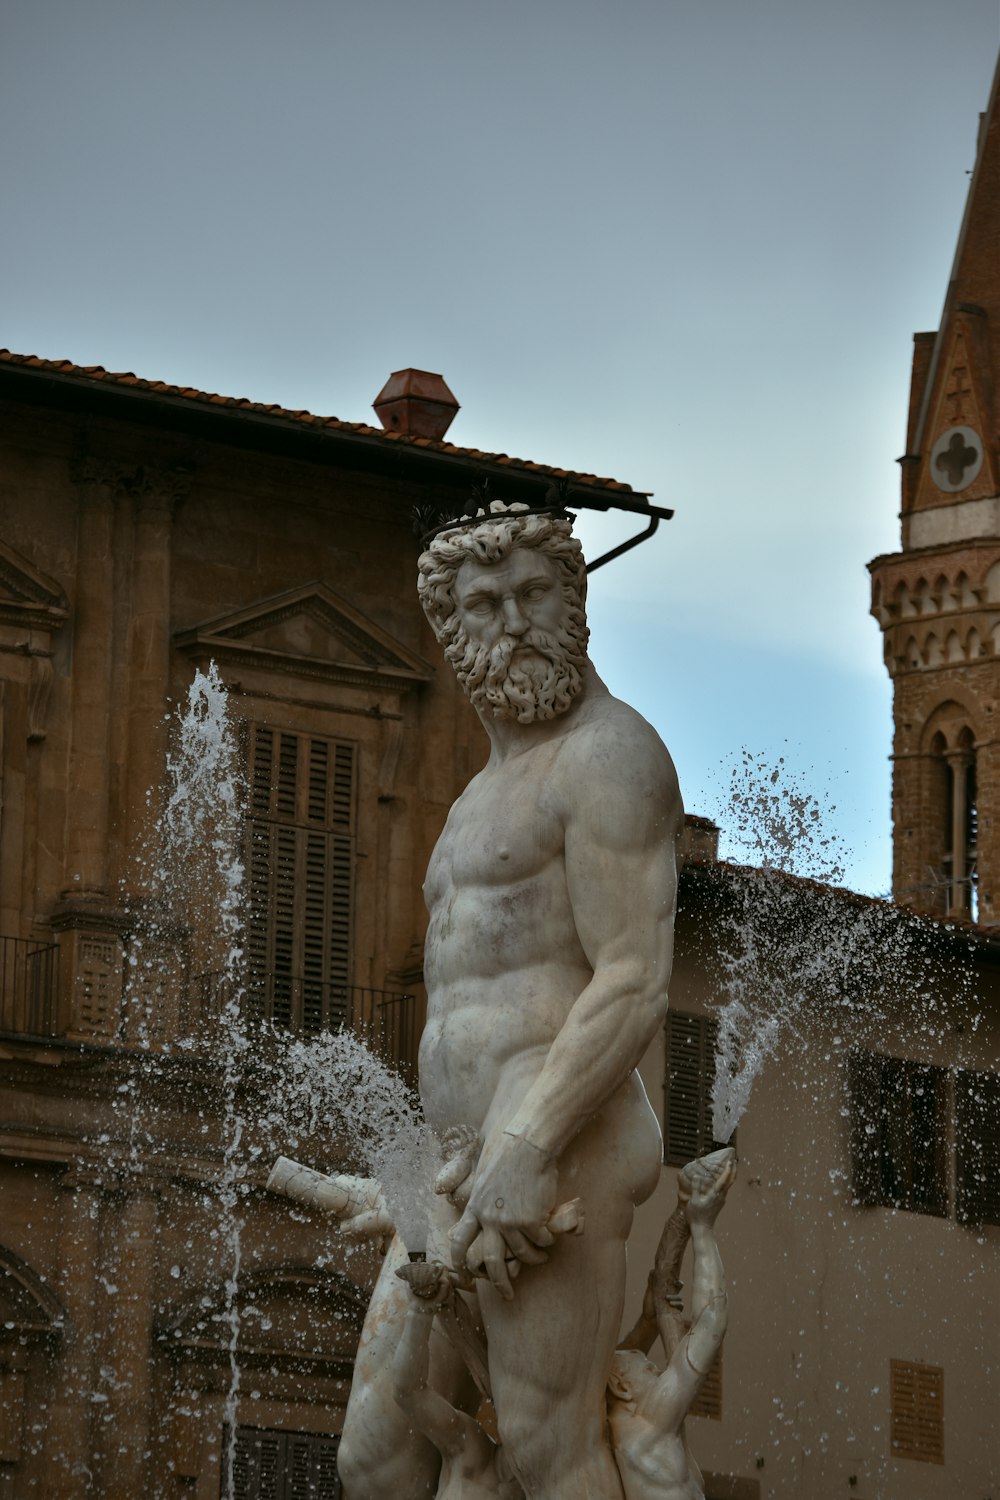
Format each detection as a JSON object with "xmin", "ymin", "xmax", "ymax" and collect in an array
[
  {"xmin": 607, "ymin": 1348, "xmax": 659, "ymax": 1408},
  {"xmin": 417, "ymin": 503, "xmax": 589, "ymax": 724}
]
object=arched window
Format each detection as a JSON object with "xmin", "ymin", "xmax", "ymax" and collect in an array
[{"xmin": 938, "ymin": 726, "xmax": 978, "ymax": 919}]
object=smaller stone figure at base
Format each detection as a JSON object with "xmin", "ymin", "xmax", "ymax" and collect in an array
[
  {"xmin": 391, "ymin": 1261, "xmax": 523, "ymax": 1500},
  {"xmin": 608, "ymin": 1148, "xmax": 736, "ymax": 1500}
]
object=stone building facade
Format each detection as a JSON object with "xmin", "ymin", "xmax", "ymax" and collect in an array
[{"xmin": 0, "ymin": 353, "xmax": 651, "ymax": 1498}]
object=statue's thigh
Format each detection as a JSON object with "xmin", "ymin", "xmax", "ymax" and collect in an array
[{"xmin": 482, "ymin": 1212, "xmax": 627, "ymax": 1418}]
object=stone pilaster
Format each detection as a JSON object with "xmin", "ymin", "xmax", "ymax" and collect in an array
[
  {"xmin": 48, "ymin": 1168, "xmax": 104, "ymax": 1499},
  {"xmin": 123, "ymin": 468, "xmax": 190, "ymax": 861},
  {"xmin": 97, "ymin": 1182, "xmax": 160, "ymax": 1500},
  {"xmin": 64, "ymin": 460, "xmax": 127, "ymax": 904}
]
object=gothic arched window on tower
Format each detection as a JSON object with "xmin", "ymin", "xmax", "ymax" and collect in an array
[{"xmin": 933, "ymin": 725, "xmax": 978, "ymax": 920}]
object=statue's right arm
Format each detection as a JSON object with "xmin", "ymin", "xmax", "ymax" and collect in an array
[
  {"xmin": 639, "ymin": 1221, "xmax": 728, "ymax": 1435},
  {"xmin": 679, "ymin": 1156, "xmax": 734, "ymax": 1374}
]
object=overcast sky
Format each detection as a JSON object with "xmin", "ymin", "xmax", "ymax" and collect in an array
[{"xmin": 3, "ymin": 0, "xmax": 999, "ymax": 893}]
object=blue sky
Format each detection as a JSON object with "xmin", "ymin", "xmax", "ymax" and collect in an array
[{"xmin": 3, "ymin": 0, "xmax": 999, "ymax": 893}]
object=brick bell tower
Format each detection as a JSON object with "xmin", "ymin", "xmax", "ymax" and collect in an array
[{"xmin": 870, "ymin": 55, "xmax": 1000, "ymax": 925}]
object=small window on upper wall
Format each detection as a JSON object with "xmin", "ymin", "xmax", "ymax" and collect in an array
[
  {"xmin": 890, "ymin": 1359, "xmax": 944, "ymax": 1465},
  {"xmin": 955, "ymin": 1068, "xmax": 1000, "ymax": 1226},
  {"xmin": 664, "ymin": 1011, "xmax": 730, "ymax": 1166},
  {"xmin": 847, "ymin": 1052, "xmax": 948, "ymax": 1217}
]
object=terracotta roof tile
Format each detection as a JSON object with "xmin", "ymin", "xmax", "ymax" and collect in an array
[{"xmin": 0, "ymin": 348, "xmax": 637, "ymax": 494}]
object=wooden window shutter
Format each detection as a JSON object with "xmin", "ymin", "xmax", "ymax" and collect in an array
[
  {"xmin": 245, "ymin": 727, "xmax": 356, "ymax": 1034},
  {"xmin": 287, "ymin": 1432, "xmax": 341, "ymax": 1499},
  {"xmin": 226, "ymin": 1427, "xmax": 341, "ymax": 1500},
  {"xmin": 228, "ymin": 1426, "xmax": 282, "ymax": 1500},
  {"xmin": 956, "ymin": 1068, "xmax": 1000, "ymax": 1226},
  {"xmin": 665, "ymin": 1012, "xmax": 720, "ymax": 1166},
  {"xmin": 890, "ymin": 1359, "xmax": 944, "ymax": 1464},
  {"xmin": 847, "ymin": 1049, "xmax": 883, "ymax": 1205},
  {"xmin": 848, "ymin": 1052, "xmax": 947, "ymax": 1216},
  {"xmin": 907, "ymin": 1062, "xmax": 948, "ymax": 1217}
]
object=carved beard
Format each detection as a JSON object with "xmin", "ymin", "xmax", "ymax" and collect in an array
[{"xmin": 451, "ymin": 618, "xmax": 588, "ymax": 723}]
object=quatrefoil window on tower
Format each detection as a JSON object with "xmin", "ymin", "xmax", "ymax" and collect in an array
[{"xmin": 931, "ymin": 425, "xmax": 983, "ymax": 493}]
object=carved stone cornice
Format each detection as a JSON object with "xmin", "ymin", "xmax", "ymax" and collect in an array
[
  {"xmin": 51, "ymin": 899, "xmax": 130, "ymax": 934},
  {"xmin": 69, "ymin": 457, "xmax": 131, "ymax": 508},
  {"xmin": 129, "ymin": 464, "xmax": 193, "ymax": 515}
]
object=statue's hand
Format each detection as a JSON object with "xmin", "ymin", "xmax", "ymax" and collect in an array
[
  {"xmin": 433, "ymin": 1125, "xmax": 482, "ymax": 1209},
  {"xmin": 449, "ymin": 1130, "xmax": 557, "ymax": 1301},
  {"xmin": 684, "ymin": 1153, "xmax": 737, "ymax": 1227}
]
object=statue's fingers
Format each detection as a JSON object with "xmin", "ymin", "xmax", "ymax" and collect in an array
[
  {"xmin": 340, "ymin": 1208, "xmax": 393, "ymax": 1239},
  {"xmin": 502, "ymin": 1229, "xmax": 548, "ymax": 1266},
  {"xmin": 449, "ymin": 1209, "xmax": 480, "ymax": 1269},
  {"xmin": 477, "ymin": 1233, "xmax": 515, "ymax": 1301},
  {"xmin": 434, "ymin": 1157, "xmax": 472, "ymax": 1196}
]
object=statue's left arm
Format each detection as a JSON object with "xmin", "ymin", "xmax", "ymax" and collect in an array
[{"xmin": 452, "ymin": 714, "xmax": 682, "ymax": 1296}]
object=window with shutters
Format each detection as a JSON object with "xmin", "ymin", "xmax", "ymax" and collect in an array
[
  {"xmin": 664, "ymin": 1012, "xmax": 728, "ymax": 1166},
  {"xmin": 245, "ymin": 725, "xmax": 357, "ymax": 1034},
  {"xmin": 847, "ymin": 1052, "xmax": 947, "ymax": 1216},
  {"xmin": 890, "ymin": 1359, "xmax": 944, "ymax": 1465},
  {"xmin": 955, "ymin": 1068, "xmax": 1000, "ymax": 1226},
  {"xmin": 224, "ymin": 1425, "xmax": 341, "ymax": 1500}
]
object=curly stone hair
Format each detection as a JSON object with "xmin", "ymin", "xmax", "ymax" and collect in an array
[{"xmin": 416, "ymin": 508, "xmax": 588, "ymax": 653}]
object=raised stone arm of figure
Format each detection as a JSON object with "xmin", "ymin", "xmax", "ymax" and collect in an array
[
  {"xmin": 266, "ymin": 1157, "xmax": 394, "ymax": 1241},
  {"xmin": 671, "ymin": 1148, "xmax": 736, "ymax": 1379},
  {"xmin": 607, "ymin": 1148, "xmax": 736, "ymax": 1500},
  {"xmin": 619, "ymin": 1198, "xmax": 690, "ymax": 1356},
  {"xmin": 450, "ymin": 718, "xmax": 682, "ymax": 1298}
]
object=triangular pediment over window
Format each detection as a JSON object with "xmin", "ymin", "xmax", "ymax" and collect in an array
[
  {"xmin": 0, "ymin": 541, "xmax": 68, "ymax": 631},
  {"xmin": 0, "ymin": 1245, "xmax": 65, "ymax": 1342},
  {"xmin": 174, "ymin": 582, "xmax": 434, "ymax": 692}
]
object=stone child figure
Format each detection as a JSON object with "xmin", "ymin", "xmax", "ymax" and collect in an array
[
  {"xmin": 338, "ymin": 501, "xmax": 683, "ymax": 1500},
  {"xmin": 391, "ymin": 1260, "xmax": 523, "ymax": 1500},
  {"xmin": 609, "ymin": 1149, "xmax": 737, "ymax": 1500}
]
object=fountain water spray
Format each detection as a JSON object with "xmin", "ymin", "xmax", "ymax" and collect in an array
[
  {"xmin": 702, "ymin": 752, "xmax": 972, "ymax": 1143},
  {"xmin": 109, "ymin": 665, "xmax": 439, "ymax": 1495}
]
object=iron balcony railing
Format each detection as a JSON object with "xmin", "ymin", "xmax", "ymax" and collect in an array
[
  {"xmin": 187, "ymin": 971, "xmax": 422, "ymax": 1086},
  {"xmin": 0, "ymin": 937, "xmax": 59, "ymax": 1037}
]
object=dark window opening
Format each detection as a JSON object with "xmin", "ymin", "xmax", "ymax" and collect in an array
[
  {"xmin": 223, "ymin": 1425, "xmax": 341, "ymax": 1500},
  {"xmin": 665, "ymin": 1011, "xmax": 730, "ymax": 1166},
  {"xmin": 848, "ymin": 1052, "xmax": 947, "ymax": 1217},
  {"xmin": 245, "ymin": 726, "xmax": 357, "ymax": 1033},
  {"xmin": 955, "ymin": 1069, "xmax": 1000, "ymax": 1226},
  {"xmin": 934, "ymin": 725, "xmax": 978, "ymax": 920}
]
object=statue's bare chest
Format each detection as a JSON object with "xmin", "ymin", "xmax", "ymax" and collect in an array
[{"xmin": 425, "ymin": 753, "xmax": 565, "ymax": 903}]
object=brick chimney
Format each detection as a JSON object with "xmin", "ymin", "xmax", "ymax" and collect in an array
[
  {"xmin": 679, "ymin": 814, "xmax": 720, "ymax": 864},
  {"xmin": 373, "ymin": 369, "xmax": 460, "ymax": 440}
]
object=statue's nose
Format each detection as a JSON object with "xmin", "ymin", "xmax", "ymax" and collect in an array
[{"xmin": 501, "ymin": 598, "xmax": 529, "ymax": 635}]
